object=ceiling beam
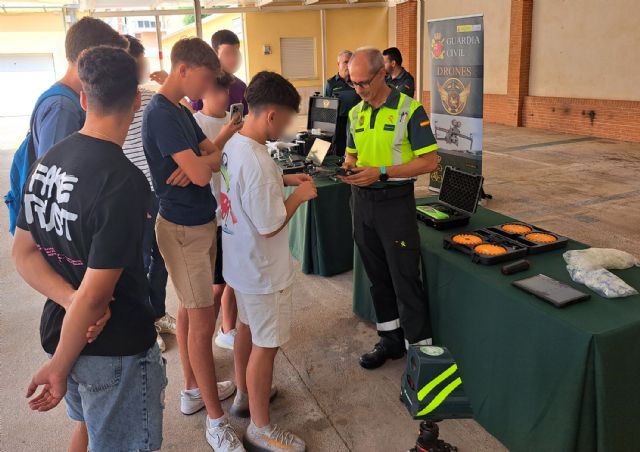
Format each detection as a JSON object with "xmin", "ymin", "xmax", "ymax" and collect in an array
[{"xmin": 89, "ymin": 2, "xmax": 387, "ymax": 17}]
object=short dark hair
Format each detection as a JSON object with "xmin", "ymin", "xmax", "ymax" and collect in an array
[
  {"xmin": 77, "ymin": 46, "xmax": 139, "ymax": 114},
  {"xmin": 213, "ymin": 71, "xmax": 234, "ymax": 90},
  {"xmin": 246, "ymin": 71, "xmax": 300, "ymax": 114},
  {"xmin": 170, "ymin": 37, "xmax": 220, "ymax": 73},
  {"xmin": 124, "ymin": 34, "xmax": 145, "ymax": 58},
  {"xmin": 65, "ymin": 17, "xmax": 128, "ymax": 63},
  {"xmin": 211, "ymin": 29, "xmax": 240, "ymax": 52},
  {"xmin": 383, "ymin": 47, "xmax": 403, "ymax": 66}
]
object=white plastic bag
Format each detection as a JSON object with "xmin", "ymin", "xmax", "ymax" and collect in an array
[
  {"xmin": 563, "ymin": 248, "xmax": 639, "ymax": 298},
  {"xmin": 566, "ymin": 266, "xmax": 638, "ymax": 298},
  {"xmin": 563, "ymin": 248, "xmax": 640, "ymax": 271}
]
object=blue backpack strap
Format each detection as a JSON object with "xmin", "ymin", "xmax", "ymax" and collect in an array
[
  {"xmin": 27, "ymin": 84, "xmax": 82, "ymax": 160},
  {"xmin": 5, "ymin": 84, "xmax": 82, "ymax": 235},
  {"xmin": 30, "ymin": 84, "xmax": 82, "ymax": 129}
]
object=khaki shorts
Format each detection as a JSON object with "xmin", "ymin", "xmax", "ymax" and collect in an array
[
  {"xmin": 156, "ymin": 215, "xmax": 216, "ymax": 309},
  {"xmin": 235, "ymin": 285, "xmax": 293, "ymax": 348}
]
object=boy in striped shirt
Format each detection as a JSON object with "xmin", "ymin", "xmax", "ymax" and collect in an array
[{"xmin": 123, "ymin": 35, "xmax": 174, "ymax": 353}]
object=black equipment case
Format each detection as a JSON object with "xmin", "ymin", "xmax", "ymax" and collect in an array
[
  {"xmin": 294, "ymin": 95, "xmax": 340, "ymax": 156},
  {"xmin": 401, "ymin": 345, "xmax": 473, "ymax": 420},
  {"xmin": 416, "ymin": 167, "xmax": 484, "ymax": 230}
]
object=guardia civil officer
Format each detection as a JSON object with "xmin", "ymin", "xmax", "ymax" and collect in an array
[
  {"xmin": 383, "ymin": 47, "xmax": 416, "ymax": 98},
  {"xmin": 324, "ymin": 50, "xmax": 361, "ymax": 155},
  {"xmin": 340, "ymin": 47, "xmax": 438, "ymax": 370}
]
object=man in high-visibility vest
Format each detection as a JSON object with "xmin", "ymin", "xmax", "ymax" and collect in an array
[{"xmin": 340, "ymin": 47, "xmax": 438, "ymax": 370}]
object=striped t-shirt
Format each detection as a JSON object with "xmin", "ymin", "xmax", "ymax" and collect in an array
[{"xmin": 123, "ymin": 88, "xmax": 154, "ymax": 190}]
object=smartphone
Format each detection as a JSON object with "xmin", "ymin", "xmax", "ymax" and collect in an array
[
  {"xmin": 229, "ymin": 103, "xmax": 244, "ymax": 124},
  {"xmin": 334, "ymin": 167, "xmax": 354, "ymax": 177}
]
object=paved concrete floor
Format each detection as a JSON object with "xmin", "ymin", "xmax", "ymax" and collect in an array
[{"xmin": 1, "ymin": 117, "xmax": 639, "ymax": 452}]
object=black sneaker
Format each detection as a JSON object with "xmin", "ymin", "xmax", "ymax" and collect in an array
[{"xmin": 359, "ymin": 342, "xmax": 406, "ymax": 370}]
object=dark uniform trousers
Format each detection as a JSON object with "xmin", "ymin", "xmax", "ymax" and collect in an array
[
  {"xmin": 351, "ymin": 183, "xmax": 432, "ymax": 344},
  {"xmin": 333, "ymin": 116, "xmax": 348, "ymax": 156}
]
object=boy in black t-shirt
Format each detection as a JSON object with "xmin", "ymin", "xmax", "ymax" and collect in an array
[{"xmin": 12, "ymin": 46, "xmax": 166, "ymax": 452}]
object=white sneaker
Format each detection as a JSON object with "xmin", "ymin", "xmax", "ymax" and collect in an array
[
  {"xmin": 155, "ymin": 325, "xmax": 166, "ymax": 353},
  {"xmin": 181, "ymin": 382, "xmax": 237, "ymax": 415},
  {"xmin": 155, "ymin": 313, "xmax": 177, "ymax": 335},
  {"xmin": 218, "ymin": 380, "xmax": 236, "ymax": 401},
  {"xmin": 206, "ymin": 418, "xmax": 245, "ymax": 452},
  {"xmin": 181, "ymin": 389, "xmax": 205, "ymax": 415},
  {"xmin": 215, "ymin": 328, "xmax": 237, "ymax": 350}
]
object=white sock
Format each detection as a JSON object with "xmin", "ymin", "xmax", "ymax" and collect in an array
[
  {"xmin": 251, "ymin": 420, "xmax": 271, "ymax": 432},
  {"xmin": 208, "ymin": 415, "xmax": 227, "ymax": 428},
  {"xmin": 184, "ymin": 388, "xmax": 201, "ymax": 397}
]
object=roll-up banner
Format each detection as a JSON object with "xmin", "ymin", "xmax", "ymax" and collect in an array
[{"xmin": 428, "ymin": 14, "xmax": 484, "ymax": 190}]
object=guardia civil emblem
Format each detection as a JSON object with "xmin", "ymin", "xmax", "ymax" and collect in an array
[
  {"xmin": 437, "ymin": 78, "xmax": 471, "ymax": 115},
  {"xmin": 431, "ymin": 32, "xmax": 445, "ymax": 60}
]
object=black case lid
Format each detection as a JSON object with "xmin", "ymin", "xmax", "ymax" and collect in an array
[
  {"xmin": 438, "ymin": 166, "xmax": 484, "ymax": 215},
  {"xmin": 306, "ymin": 95, "xmax": 340, "ymax": 136}
]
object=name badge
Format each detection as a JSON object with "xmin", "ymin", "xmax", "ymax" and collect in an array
[
  {"xmin": 355, "ymin": 128, "xmax": 365, "ymax": 133},
  {"xmin": 383, "ymin": 124, "xmax": 396, "ymax": 132}
]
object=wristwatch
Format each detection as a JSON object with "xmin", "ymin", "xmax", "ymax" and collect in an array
[{"xmin": 379, "ymin": 166, "xmax": 389, "ymax": 182}]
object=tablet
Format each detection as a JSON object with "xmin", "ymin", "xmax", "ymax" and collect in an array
[{"xmin": 512, "ymin": 274, "xmax": 590, "ymax": 308}]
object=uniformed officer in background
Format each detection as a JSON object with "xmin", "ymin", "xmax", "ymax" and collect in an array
[
  {"xmin": 340, "ymin": 47, "xmax": 438, "ymax": 370},
  {"xmin": 383, "ymin": 47, "xmax": 416, "ymax": 98},
  {"xmin": 325, "ymin": 50, "xmax": 361, "ymax": 155}
]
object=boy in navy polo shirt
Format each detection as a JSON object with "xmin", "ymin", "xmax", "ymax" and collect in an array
[{"xmin": 142, "ymin": 37, "xmax": 243, "ymax": 452}]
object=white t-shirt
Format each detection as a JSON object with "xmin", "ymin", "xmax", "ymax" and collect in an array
[
  {"xmin": 193, "ymin": 111, "xmax": 230, "ymax": 221},
  {"xmin": 220, "ymin": 133, "xmax": 294, "ymax": 295}
]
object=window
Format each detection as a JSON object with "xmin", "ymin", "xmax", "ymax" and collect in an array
[
  {"xmin": 280, "ymin": 37, "xmax": 316, "ymax": 80},
  {"xmin": 136, "ymin": 20, "xmax": 155, "ymax": 29},
  {"xmin": 232, "ymin": 17, "xmax": 243, "ymax": 38}
]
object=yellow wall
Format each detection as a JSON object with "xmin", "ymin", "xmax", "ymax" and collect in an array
[
  {"xmin": 529, "ymin": 0, "xmax": 640, "ymax": 101},
  {"xmin": 0, "ymin": 12, "xmax": 67, "ymax": 78},
  {"xmin": 325, "ymin": 8, "xmax": 388, "ymax": 79},
  {"xmin": 244, "ymin": 10, "xmax": 322, "ymax": 88},
  {"xmin": 157, "ymin": 7, "xmax": 388, "ymax": 112},
  {"xmin": 161, "ymin": 13, "xmax": 247, "ymax": 81},
  {"xmin": 422, "ymin": 0, "xmax": 511, "ymax": 95}
]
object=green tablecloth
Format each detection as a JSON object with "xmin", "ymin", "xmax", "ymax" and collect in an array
[
  {"xmin": 353, "ymin": 197, "xmax": 640, "ymax": 452},
  {"xmin": 286, "ymin": 158, "xmax": 353, "ymax": 276}
]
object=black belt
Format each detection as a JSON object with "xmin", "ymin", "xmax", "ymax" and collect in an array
[{"xmin": 352, "ymin": 182, "xmax": 414, "ymax": 201}]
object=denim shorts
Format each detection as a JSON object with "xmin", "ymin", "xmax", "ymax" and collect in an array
[{"xmin": 61, "ymin": 344, "xmax": 167, "ymax": 452}]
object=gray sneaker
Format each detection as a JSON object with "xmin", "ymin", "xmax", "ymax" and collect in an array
[
  {"xmin": 229, "ymin": 385, "xmax": 278, "ymax": 418},
  {"xmin": 244, "ymin": 422, "xmax": 305, "ymax": 452}
]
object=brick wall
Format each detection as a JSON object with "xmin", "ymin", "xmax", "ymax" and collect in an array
[
  {"xmin": 395, "ymin": 0, "xmax": 417, "ymax": 78},
  {"xmin": 522, "ymin": 96, "xmax": 640, "ymax": 142},
  {"xmin": 422, "ymin": 91, "xmax": 640, "ymax": 142}
]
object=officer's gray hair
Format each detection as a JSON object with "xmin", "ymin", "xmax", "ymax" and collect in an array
[
  {"xmin": 337, "ymin": 50, "xmax": 353, "ymax": 62},
  {"xmin": 350, "ymin": 47, "xmax": 384, "ymax": 75}
]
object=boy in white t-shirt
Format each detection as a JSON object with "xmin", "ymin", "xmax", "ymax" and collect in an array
[
  {"xmin": 193, "ymin": 72, "xmax": 243, "ymax": 351},
  {"xmin": 221, "ymin": 72, "xmax": 316, "ymax": 452}
]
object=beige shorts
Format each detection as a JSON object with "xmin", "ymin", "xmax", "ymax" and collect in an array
[
  {"xmin": 156, "ymin": 215, "xmax": 216, "ymax": 309},
  {"xmin": 235, "ymin": 286, "xmax": 293, "ymax": 348}
]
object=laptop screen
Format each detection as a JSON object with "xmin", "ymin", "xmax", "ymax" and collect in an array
[{"xmin": 307, "ymin": 138, "xmax": 332, "ymax": 166}]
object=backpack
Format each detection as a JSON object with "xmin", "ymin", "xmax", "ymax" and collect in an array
[{"xmin": 4, "ymin": 84, "xmax": 82, "ymax": 235}]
